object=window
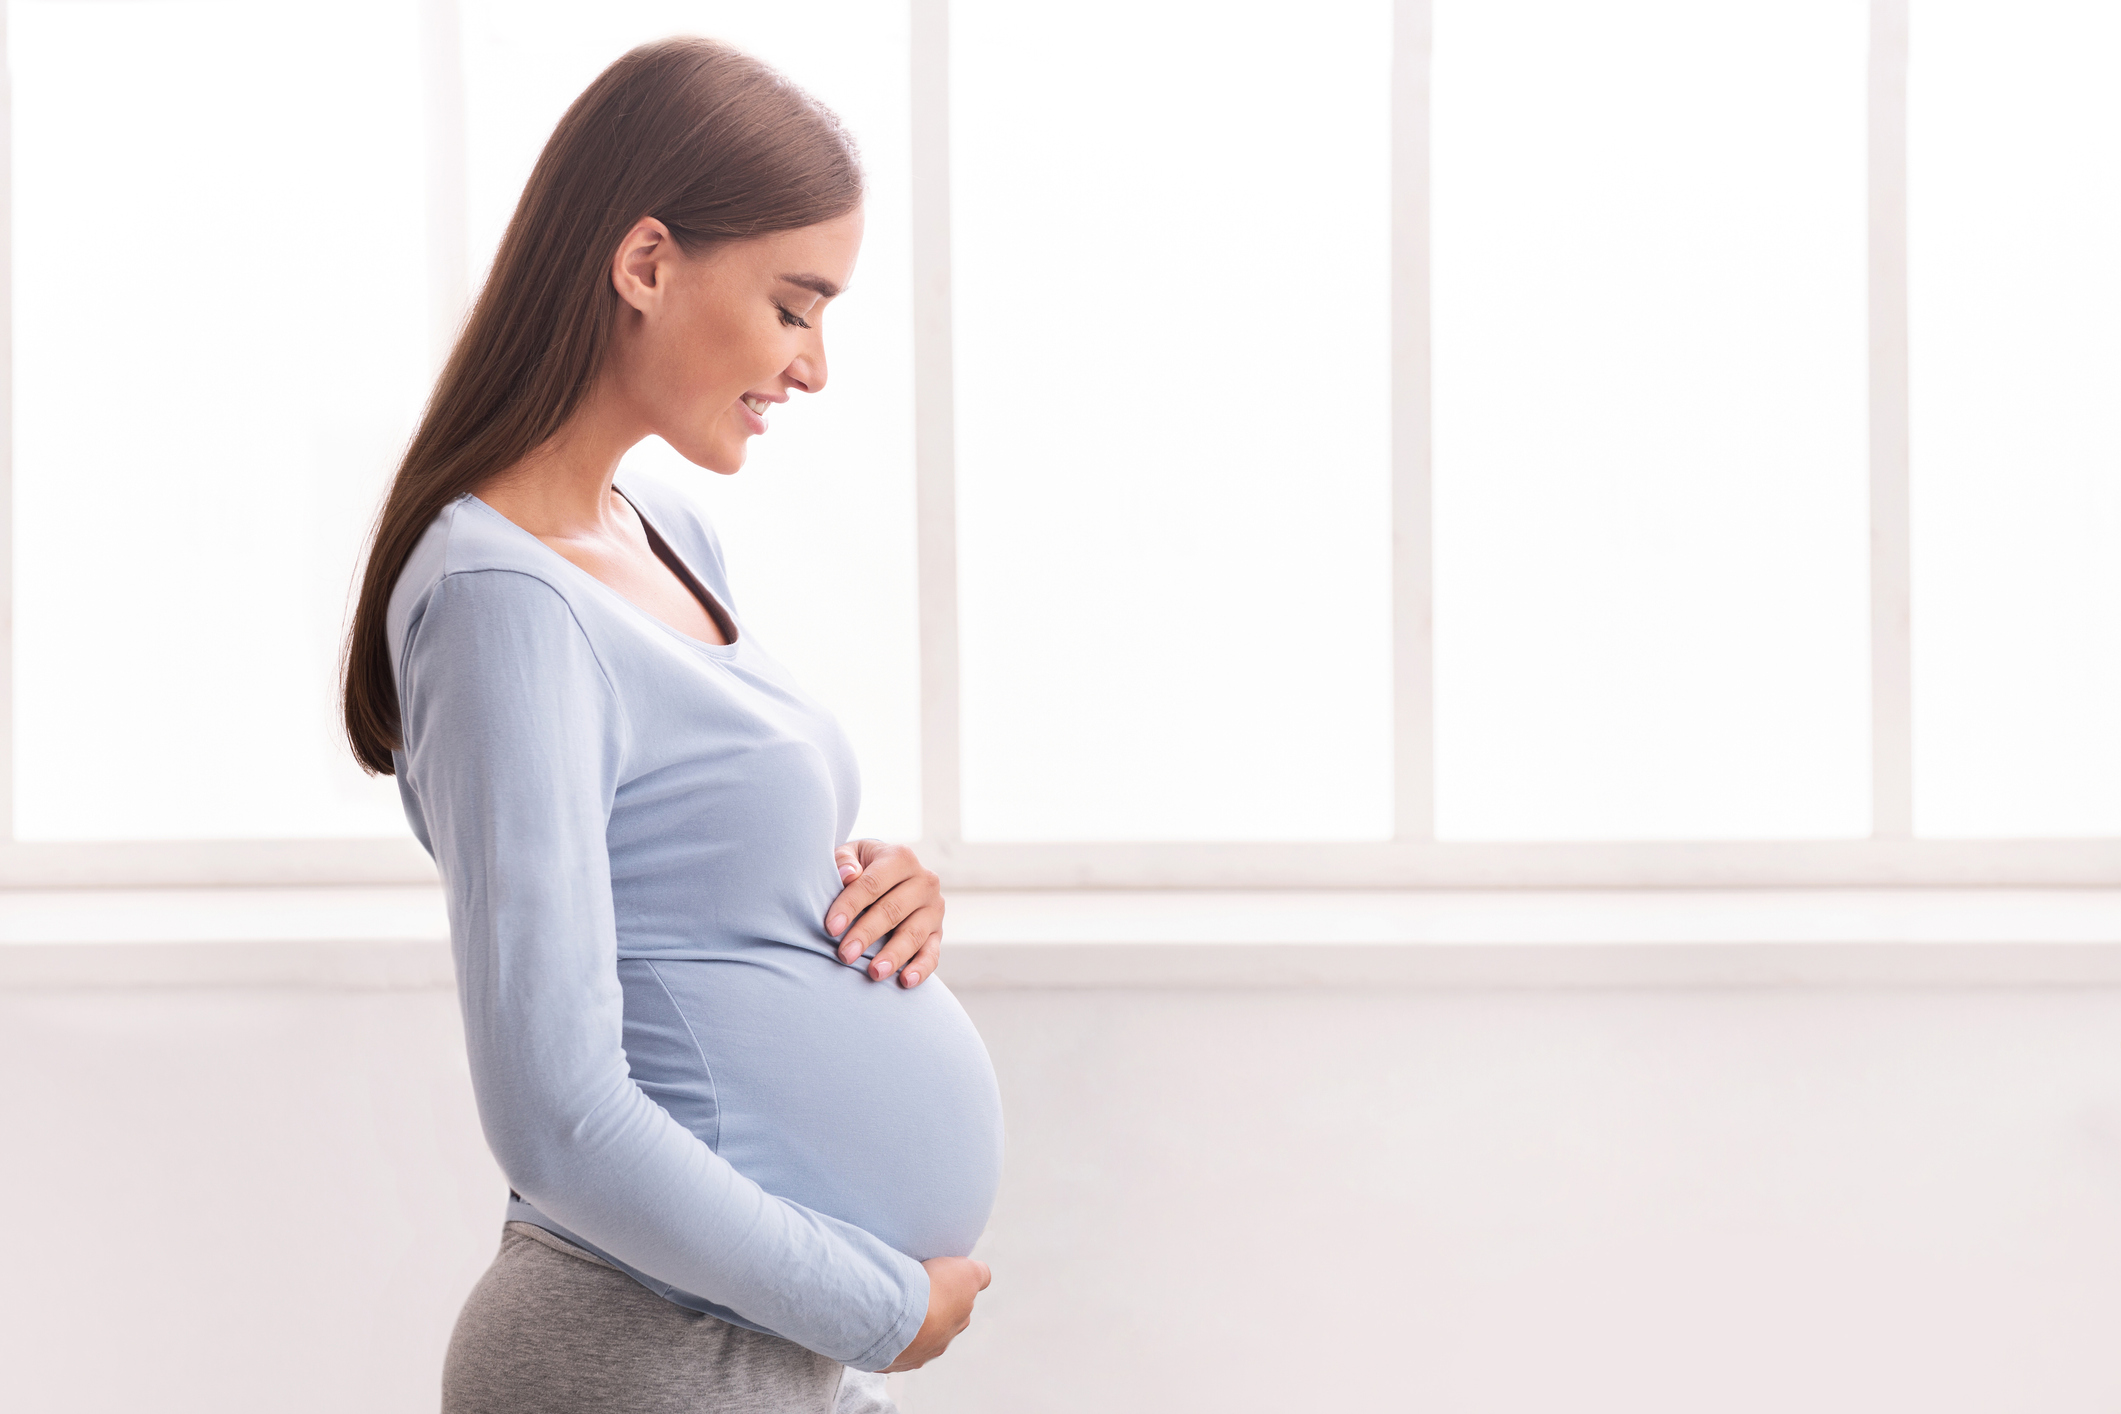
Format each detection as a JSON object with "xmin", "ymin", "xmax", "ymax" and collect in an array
[
  {"xmin": 6, "ymin": 0, "xmax": 2115, "ymax": 888},
  {"xmin": 12, "ymin": 0, "xmax": 431, "ymax": 844},
  {"xmin": 950, "ymin": 0, "xmax": 1393, "ymax": 843},
  {"xmin": 1432, "ymin": 0, "xmax": 1870, "ymax": 842}
]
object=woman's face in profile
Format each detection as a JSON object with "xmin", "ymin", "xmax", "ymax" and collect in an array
[{"xmin": 610, "ymin": 205, "xmax": 865, "ymax": 475}]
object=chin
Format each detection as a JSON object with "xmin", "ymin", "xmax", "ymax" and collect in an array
[{"xmin": 669, "ymin": 432, "xmax": 748, "ymax": 477}]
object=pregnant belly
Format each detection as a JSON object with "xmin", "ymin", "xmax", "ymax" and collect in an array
[{"xmin": 618, "ymin": 950, "xmax": 1003, "ymax": 1261}]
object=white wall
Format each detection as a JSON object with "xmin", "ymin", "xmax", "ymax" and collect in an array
[
  {"xmin": 925, "ymin": 985, "xmax": 2121, "ymax": 1413},
  {"xmin": 0, "ymin": 981, "xmax": 494, "ymax": 1412},
  {"xmin": 3, "ymin": 891, "xmax": 2120, "ymax": 1413}
]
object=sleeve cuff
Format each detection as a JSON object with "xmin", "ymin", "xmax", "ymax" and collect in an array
[{"xmin": 847, "ymin": 1254, "xmax": 930, "ymax": 1373}]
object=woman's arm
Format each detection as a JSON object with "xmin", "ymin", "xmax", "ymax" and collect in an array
[{"xmin": 399, "ymin": 567, "xmax": 927, "ymax": 1371}]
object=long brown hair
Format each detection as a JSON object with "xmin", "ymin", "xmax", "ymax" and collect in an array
[{"xmin": 341, "ymin": 37, "xmax": 863, "ymax": 774}]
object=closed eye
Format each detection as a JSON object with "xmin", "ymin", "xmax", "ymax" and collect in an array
[{"xmin": 776, "ymin": 303, "xmax": 811, "ymax": 330}]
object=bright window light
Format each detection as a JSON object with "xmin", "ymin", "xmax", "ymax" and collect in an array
[
  {"xmin": 12, "ymin": 0, "xmax": 2114, "ymax": 866},
  {"xmin": 1431, "ymin": 0, "xmax": 1872, "ymax": 840},
  {"xmin": 951, "ymin": 0, "xmax": 1395, "ymax": 842},
  {"xmin": 11, "ymin": 1, "xmax": 920, "ymax": 843},
  {"xmin": 1908, "ymin": 0, "xmax": 2121, "ymax": 837},
  {"xmin": 11, "ymin": 0, "xmax": 430, "ymax": 840}
]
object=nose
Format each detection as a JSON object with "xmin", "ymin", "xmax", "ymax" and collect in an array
[{"xmin": 785, "ymin": 335, "xmax": 828, "ymax": 396}]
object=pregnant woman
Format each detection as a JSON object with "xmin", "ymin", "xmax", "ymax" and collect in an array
[{"xmin": 338, "ymin": 38, "xmax": 1002, "ymax": 1413}]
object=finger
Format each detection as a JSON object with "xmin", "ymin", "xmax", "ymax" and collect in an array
[
  {"xmin": 840, "ymin": 869, "xmax": 941, "ymax": 963},
  {"xmin": 898, "ymin": 931, "xmax": 942, "ymax": 988},
  {"xmin": 868, "ymin": 905, "xmax": 943, "ymax": 981},
  {"xmin": 836, "ymin": 879, "xmax": 922, "ymax": 964},
  {"xmin": 867, "ymin": 927, "xmax": 925, "ymax": 982},
  {"xmin": 974, "ymin": 1260, "xmax": 992, "ymax": 1290},
  {"xmin": 833, "ymin": 844, "xmax": 859, "ymax": 885},
  {"xmin": 834, "ymin": 859, "xmax": 940, "ymax": 961},
  {"xmin": 825, "ymin": 845, "xmax": 918, "ymax": 943}
]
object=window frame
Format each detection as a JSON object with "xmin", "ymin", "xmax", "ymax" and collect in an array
[{"xmin": 2, "ymin": 0, "xmax": 2114, "ymax": 891}]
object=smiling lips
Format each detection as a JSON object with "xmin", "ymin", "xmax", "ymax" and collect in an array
[{"xmin": 738, "ymin": 395, "xmax": 770, "ymax": 434}]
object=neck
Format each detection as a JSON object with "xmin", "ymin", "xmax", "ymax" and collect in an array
[{"xmin": 474, "ymin": 380, "xmax": 649, "ymax": 537}]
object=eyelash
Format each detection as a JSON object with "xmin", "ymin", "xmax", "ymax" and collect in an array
[{"xmin": 776, "ymin": 303, "xmax": 811, "ymax": 330}]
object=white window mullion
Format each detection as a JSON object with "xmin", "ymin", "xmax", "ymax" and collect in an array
[
  {"xmin": 1393, "ymin": 0, "xmax": 1435, "ymax": 842},
  {"xmin": 1869, "ymin": 0, "xmax": 1915, "ymax": 839},
  {"xmin": 910, "ymin": 0, "xmax": 965, "ymax": 850}
]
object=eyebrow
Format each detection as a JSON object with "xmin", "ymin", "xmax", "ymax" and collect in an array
[{"xmin": 777, "ymin": 273, "xmax": 842, "ymax": 300}]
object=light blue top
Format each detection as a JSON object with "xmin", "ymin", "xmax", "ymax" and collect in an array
[{"xmin": 386, "ymin": 475, "xmax": 1003, "ymax": 1371}]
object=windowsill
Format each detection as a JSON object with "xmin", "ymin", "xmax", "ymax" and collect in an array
[{"xmin": 2, "ymin": 885, "xmax": 2119, "ymax": 990}]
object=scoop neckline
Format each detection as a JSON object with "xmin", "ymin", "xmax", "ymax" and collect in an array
[{"xmin": 464, "ymin": 486, "xmax": 744, "ymax": 660}]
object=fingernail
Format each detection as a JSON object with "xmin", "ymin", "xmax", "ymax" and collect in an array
[
  {"xmin": 873, "ymin": 960, "xmax": 895, "ymax": 980},
  {"xmin": 828, "ymin": 914, "xmax": 847, "ymax": 936},
  {"xmin": 839, "ymin": 943, "xmax": 857, "ymax": 963},
  {"xmin": 904, "ymin": 970, "xmax": 920, "ymax": 986},
  {"xmin": 839, "ymin": 865, "xmax": 857, "ymax": 882}
]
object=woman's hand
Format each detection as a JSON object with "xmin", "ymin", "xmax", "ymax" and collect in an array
[
  {"xmin": 882, "ymin": 1256, "xmax": 991, "ymax": 1372},
  {"xmin": 826, "ymin": 839, "xmax": 944, "ymax": 987}
]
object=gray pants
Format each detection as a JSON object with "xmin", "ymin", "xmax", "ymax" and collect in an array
[{"xmin": 443, "ymin": 1223, "xmax": 898, "ymax": 1414}]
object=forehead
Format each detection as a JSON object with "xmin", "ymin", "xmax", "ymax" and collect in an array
[{"xmin": 747, "ymin": 209, "xmax": 864, "ymax": 284}]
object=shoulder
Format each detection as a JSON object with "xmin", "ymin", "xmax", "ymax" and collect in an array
[
  {"xmin": 386, "ymin": 496, "xmax": 600, "ymax": 681},
  {"xmin": 390, "ymin": 494, "xmax": 582, "ymax": 620},
  {"xmin": 394, "ymin": 563, "xmax": 623, "ymax": 742},
  {"xmin": 390, "ymin": 555, "xmax": 630, "ymax": 769}
]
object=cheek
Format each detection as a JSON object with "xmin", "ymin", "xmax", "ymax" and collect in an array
[
  {"xmin": 652, "ymin": 308, "xmax": 780, "ymax": 408},
  {"xmin": 672, "ymin": 311, "xmax": 735, "ymax": 383}
]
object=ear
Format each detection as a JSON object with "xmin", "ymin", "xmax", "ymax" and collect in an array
[{"xmin": 611, "ymin": 216, "xmax": 676, "ymax": 315}]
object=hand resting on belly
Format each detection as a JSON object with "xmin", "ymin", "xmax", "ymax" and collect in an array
[{"xmin": 827, "ymin": 838, "xmax": 947, "ymax": 989}]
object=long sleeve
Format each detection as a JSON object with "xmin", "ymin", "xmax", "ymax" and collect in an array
[{"xmin": 396, "ymin": 567, "xmax": 928, "ymax": 1371}]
